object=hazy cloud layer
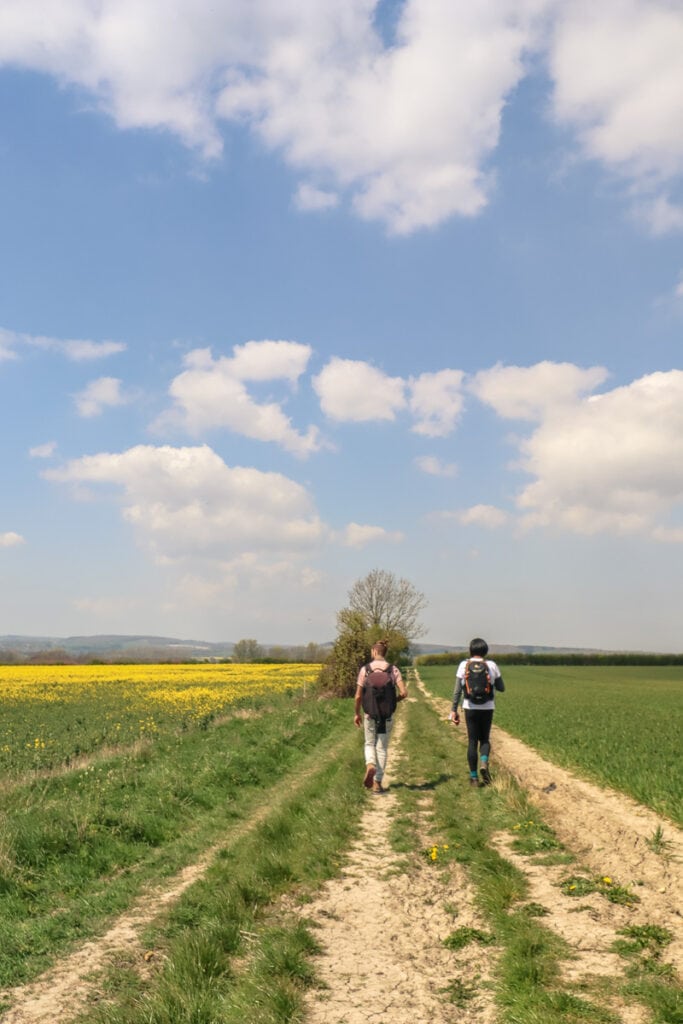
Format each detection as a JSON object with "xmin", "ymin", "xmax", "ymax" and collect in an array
[
  {"xmin": 0, "ymin": 531, "xmax": 25, "ymax": 547},
  {"xmin": 29, "ymin": 441, "xmax": 58, "ymax": 459},
  {"xmin": 0, "ymin": 326, "xmax": 125, "ymax": 362},
  {"xmin": 338, "ymin": 522, "xmax": 405, "ymax": 548},
  {"xmin": 414, "ymin": 455, "xmax": 457, "ymax": 477},
  {"xmin": 2, "ymin": 2, "xmax": 680, "ymax": 232}
]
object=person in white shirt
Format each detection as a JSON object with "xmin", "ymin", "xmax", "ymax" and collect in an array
[{"xmin": 449, "ymin": 637, "xmax": 505, "ymax": 786}]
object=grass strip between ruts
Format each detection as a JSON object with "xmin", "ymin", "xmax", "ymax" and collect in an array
[
  {"xmin": 0, "ymin": 692, "xmax": 350, "ymax": 994},
  {"xmin": 395, "ymin": 679, "xmax": 681, "ymax": 1024},
  {"xmin": 70, "ymin": 715, "xmax": 365, "ymax": 1024}
]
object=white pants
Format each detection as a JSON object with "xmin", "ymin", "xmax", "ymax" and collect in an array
[{"xmin": 363, "ymin": 715, "xmax": 394, "ymax": 784}]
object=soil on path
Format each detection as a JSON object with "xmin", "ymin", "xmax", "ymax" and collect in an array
[
  {"xmin": 419, "ymin": 674, "xmax": 683, "ymax": 991},
  {"xmin": 302, "ymin": 714, "xmax": 499, "ymax": 1024},
  {"xmin": 2, "ymin": 680, "xmax": 681, "ymax": 1024}
]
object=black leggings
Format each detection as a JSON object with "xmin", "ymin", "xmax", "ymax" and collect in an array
[{"xmin": 464, "ymin": 709, "xmax": 494, "ymax": 772}]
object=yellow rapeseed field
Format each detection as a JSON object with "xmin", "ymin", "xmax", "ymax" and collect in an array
[{"xmin": 0, "ymin": 663, "xmax": 320, "ymax": 775}]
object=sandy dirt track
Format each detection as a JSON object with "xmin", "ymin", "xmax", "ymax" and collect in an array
[{"xmin": 1, "ymin": 679, "xmax": 680, "ymax": 1023}]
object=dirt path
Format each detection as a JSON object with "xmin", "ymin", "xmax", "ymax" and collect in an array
[
  {"xmin": 302, "ymin": 715, "xmax": 499, "ymax": 1024},
  {"xmin": 0, "ymin": 726, "xmax": 347, "ymax": 1024},
  {"xmin": 2, "ymin": 681, "xmax": 681, "ymax": 1024},
  {"xmin": 417, "ymin": 673, "xmax": 683, "ymax": 992}
]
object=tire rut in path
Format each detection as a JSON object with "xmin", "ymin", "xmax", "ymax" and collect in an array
[
  {"xmin": 301, "ymin": 716, "xmax": 498, "ymax": 1024},
  {"xmin": 0, "ymin": 728, "xmax": 352, "ymax": 1024},
  {"xmin": 416, "ymin": 671, "xmax": 683, "ymax": 984}
]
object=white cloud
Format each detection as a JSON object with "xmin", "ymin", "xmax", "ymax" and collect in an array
[
  {"xmin": 0, "ymin": 327, "xmax": 126, "ymax": 361},
  {"xmin": 74, "ymin": 376, "xmax": 129, "ymax": 417},
  {"xmin": 470, "ymin": 361, "xmax": 609, "ymax": 421},
  {"xmin": 60, "ymin": 339, "xmax": 126, "ymax": 361},
  {"xmin": 0, "ymin": 531, "xmax": 25, "ymax": 547},
  {"xmin": 4, "ymin": 2, "xmax": 683, "ymax": 233},
  {"xmin": 158, "ymin": 341, "xmax": 321, "ymax": 456},
  {"xmin": 549, "ymin": 0, "xmax": 683, "ymax": 233},
  {"xmin": 29, "ymin": 441, "xmax": 57, "ymax": 458},
  {"xmin": 676, "ymin": 272, "xmax": 683, "ymax": 300},
  {"xmin": 44, "ymin": 444, "xmax": 326, "ymax": 564},
  {"xmin": 313, "ymin": 357, "xmax": 407, "ymax": 423},
  {"xmin": 0, "ymin": 1, "xmax": 552, "ymax": 234},
  {"xmin": 229, "ymin": 339, "xmax": 312, "ymax": 383},
  {"xmin": 339, "ymin": 523, "xmax": 404, "ymax": 548},
  {"xmin": 294, "ymin": 183, "xmax": 340, "ymax": 212},
  {"xmin": 414, "ymin": 455, "xmax": 457, "ymax": 477},
  {"xmin": 409, "ymin": 369, "xmax": 464, "ymax": 437},
  {"xmin": 456, "ymin": 504, "xmax": 509, "ymax": 528},
  {"xmin": 0, "ymin": 329, "xmax": 20, "ymax": 362},
  {"xmin": 514, "ymin": 370, "xmax": 683, "ymax": 537}
]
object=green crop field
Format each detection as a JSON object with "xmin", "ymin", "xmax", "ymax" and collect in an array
[{"xmin": 418, "ymin": 664, "xmax": 683, "ymax": 826}]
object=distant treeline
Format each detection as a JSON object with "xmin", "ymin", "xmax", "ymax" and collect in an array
[
  {"xmin": 415, "ymin": 651, "xmax": 683, "ymax": 667},
  {"xmin": 0, "ymin": 643, "xmax": 329, "ymax": 666}
]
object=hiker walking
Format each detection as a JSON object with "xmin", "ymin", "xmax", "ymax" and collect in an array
[
  {"xmin": 449, "ymin": 637, "xmax": 505, "ymax": 786},
  {"xmin": 354, "ymin": 639, "xmax": 407, "ymax": 793}
]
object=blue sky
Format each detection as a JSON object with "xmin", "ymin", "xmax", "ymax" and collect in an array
[{"xmin": 1, "ymin": 0, "xmax": 682, "ymax": 650}]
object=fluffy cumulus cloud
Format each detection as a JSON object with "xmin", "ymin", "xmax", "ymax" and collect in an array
[
  {"xmin": 313, "ymin": 357, "xmax": 407, "ymax": 423},
  {"xmin": 0, "ymin": 0, "xmax": 551, "ymax": 234},
  {"xmin": 470, "ymin": 361, "xmax": 609, "ymax": 421},
  {"xmin": 508, "ymin": 369, "xmax": 683, "ymax": 537},
  {"xmin": 157, "ymin": 340, "xmax": 322, "ymax": 456},
  {"xmin": 218, "ymin": 0, "xmax": 553, "ymax": 233},
  {"xmin": 2, "ymin": 1, "xmax": 683, "ymax": 232},
  {"xmin": 409, "ymin": 369, "xmax": 464, "ymax": 437},
  {"xmin": 548, "ymin": 0, "xmax": 683, "ymax": 233},
  {"xmin": 44, "ymin": 444, "xmax": 327, "ymax": 564},
  {"xmin": 0, "ymin": 531, "xmax": 25, "ymax": 547},
  {"xmin": 74, "ymin": 376, "xmax": 129, "ymax": 417},
  {"xmin": 313, "ymin": 359, "xmax": 467, "ymax": 436}
]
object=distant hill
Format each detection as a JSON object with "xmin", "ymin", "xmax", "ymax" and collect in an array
[
  {"xmin": 0, "ymin": 634, "xmax": 235, "ymax": 659},
  {"xmin": 0, "ymin": 634, "xmax": 625, "ymax": 663},
  {"xmin": 413, "ymin": 642, "xmax": 608, "ymax": 656}
]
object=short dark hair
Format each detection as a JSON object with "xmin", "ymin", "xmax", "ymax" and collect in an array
[{"xmin": 469, "ymin": 637, "xmax": 488, "ymax": 657}]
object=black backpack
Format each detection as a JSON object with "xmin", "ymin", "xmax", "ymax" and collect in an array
[
  {"xmin": 361, "ymin": 664, "xmax": 398, "ymax": 720},
  {"xmin": 464, "ymin": 659, "xmax": 493, "ymax": 705}
]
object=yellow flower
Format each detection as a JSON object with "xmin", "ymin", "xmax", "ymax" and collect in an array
[{"xmin": 601, "ymin": 876, "xmax": 612, "ymax": 885}]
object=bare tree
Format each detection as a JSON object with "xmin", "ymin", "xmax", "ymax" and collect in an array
[
  {"xmin": 348, "ymin": 568, "xmax": 427, "ymax": 639},
  {"xmin": 232, "ymin": 638, "xmax": 263, "ymax": 663}
]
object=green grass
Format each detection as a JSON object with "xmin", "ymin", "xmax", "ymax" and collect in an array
[
  {"xmin": 395, "ymin": 686, "xmax": 617, "ymax": 1023},
  {"xmin": 66, "ymin": 714, "xmax": 366, "ymax": 1024},
  {"xmin": 0, "ymin": 692, "xmax": 351, "ymax": 989},
  {"xmin": 3, "ymin": 679, "xmax": 680, "ymax": 1024},
  {"xmin": 419, "ymin": 664, "xmax": 683, "ymax": 825}
]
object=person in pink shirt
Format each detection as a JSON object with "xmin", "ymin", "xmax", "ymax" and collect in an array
[{"xmin": 354, "ymin": 639, "xmax": 408, "ymax": 793}]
